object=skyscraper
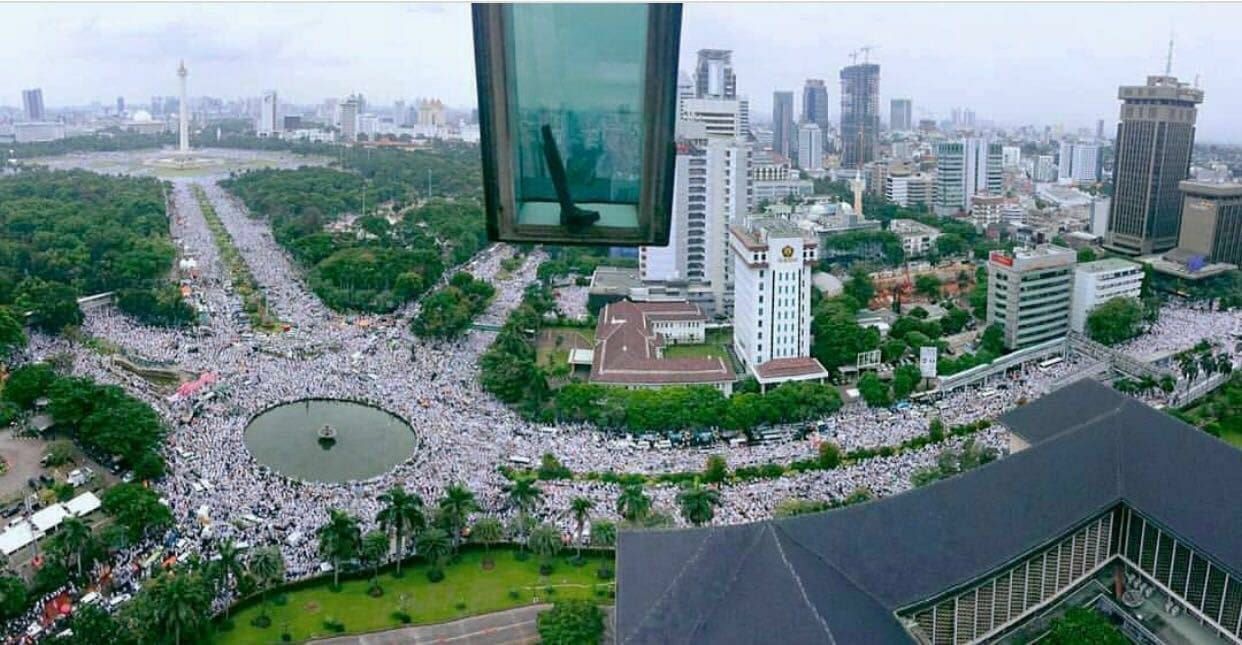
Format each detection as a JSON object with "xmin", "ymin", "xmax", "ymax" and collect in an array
[
  {"xmin": 258, "ymin": 90, "xmax": 279, "ymax": 137},
  {"xmin": 1105, "ymin": 74, "xmax": 1203, "ymax": 256},
  {"xmin": 694, "ymin": 49, "xmax": 736, "ymax": 99},
  {"xmin": 890, "ymin": 98, "xmax": 913, "ymax": 131},
  {"xmin": 772, "ymin": 91, "xmax": 795, "ymax": 157},
  {"xmin": 934, "ymin": 137, "xmax": 1002, "ymax": 216},
  {"xmin": 116, "ymin": 96, "xmax": 125, "ymax": 116},
  {"xmin": 802, "ymin": 79, "xmax": 829, "ymax": 132},
  {"xmin": 339, "ymin": 96, "xmax": 360, "ymax": 142},
  {"xmin": 797, "ymin": 123, "xmax": 822, "ymax": 171},
  {"xmin": 21, "ymin": 88, "xmax": 45, "ymax": 122},
  {"xmin": 839, "ymin": 63, "xmax": 879, "ymax": 168}
]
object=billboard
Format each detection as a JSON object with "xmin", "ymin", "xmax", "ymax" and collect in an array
[
  {"xmin": 919, "ymin": 346, "xmax": 938, "ymax": 379},
  {"xmin": 856, "ymin": 349, "xmax": 882, "ymax": 370}
]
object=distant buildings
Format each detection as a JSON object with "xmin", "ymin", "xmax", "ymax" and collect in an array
[
  {"xmin": 1002, "ymin": 145, "xmax": 1021, "ymax": 169},
  {"xmin": 1058, "ymin": 142, "xmax": 1102, "ymax": 183},
  {"xmin": 889, "ymin": 219, "xmax": 941, "ymax": 257},
  {"xmin": 772, "ymin": 91, "xmax": 795, "ymax": 158},
  {"xmin": 802, "ymin": 79, "xmax": 830, "ymax": 133},
  {"xmin": 13, "ymin": 122, "xmax": 64, "ymax": 143},
  {"xmin": 21, "ymin": 88, "xmax": 45, "ymax": 122},
  {"xmin": 797, "ymin": 123, "xmax": 822, "ymax": 171},
  {"xmin": 730, "ymin": 219, "xmax": 828, "ymax": 390},
  {"xmin": 969, "ymin": 194, "xmax": 1007, "ymax": 228},
  {"xmin": 1069, "ymin": 258, "xmax": 1143, "ymax": 333},
  {"xmin": 890, "ymin": 98, "xmax": 912, "ymax": 131},
  {"xmin": 1177, "ymin": 181, "xmax": 1242, "ymax": 266},
  {"xmin": 1106, "ymin": 74, "xmax": 1203, "ymax": 256},
  {"xmin": 839, "ymin": 63, "xmax": 880, "ymax": 168},
  {"xmin": 694, "ymin": 49, "xmax": 736, "ymax": 99},
  {"xmin": 1034, "ymin": 154, "xmax": 1056, "ymax": 182},
  {"xmin": 339, "ymin": 96, "xmax": 360, "ymax": 142},
  {"xmin": 257, "ymin": 90, "xmax": 279, "ymax": 137},
  {"xmin": 884, "ymin": 165, "xmax": 935, "ymax": 208},
  {"xmin": 934, "ymin": 137, "xmax": 1002, "ymax": 216},
  {"xmin": 679, "ymin": 99, "xmax": 745, "ymax": 139},
  {"xmin": 416, "ymin": 99, "xmax": 445, "ymax": 127},
  {"xmin": 987, "ymin": 245, "xmax": 1076, "ymax": 349}
]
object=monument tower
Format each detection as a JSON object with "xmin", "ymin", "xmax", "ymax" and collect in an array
[{"xmin": 178, "ymin": 60, "xmax": 189, "ymax": 154}]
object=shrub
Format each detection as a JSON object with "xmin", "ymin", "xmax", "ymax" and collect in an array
[
  {"xmin": 322, "ymin": 617, "xmax": 345, "ymax": 633},
  {"xmin": 250, "ymin": 615, "xmax": 272, "ymax": 629},
  {"xmin": 455, "ymin": 600, "xmax": 467, "ymax": 611},
  {"xmin": 508, "ymin": 588, "xmax": 521, "ymax": 600},
  {"xmin": 539, "ymin": 563, "xmax": 554, "ymax": 576},
  {"xmin": 596, "ymin": 565, "xmax": 614, "ymax": 580},
  {"xmin": 426, "ymin": 568, "xmax": 445, "ymax": 583}
]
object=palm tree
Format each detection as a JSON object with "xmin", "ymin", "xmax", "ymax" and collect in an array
[
  {"xmin": 1200, "ymin": 352, "xmax": 1219, "ymax": 381},
  {"xmin": 437, "ymin": 483, "xmax": 478, "ymax": 553},
  {"xmin": 509, "ymin": 511, "xmax": 536, "ymax": 559},
  {"xmin": 590, "ymin": 520, "xmax": 616, "ymax": 550},
  {"xmin": 470, "ymin": 517, "xmax": 504, "ymax": 567},
  {"xmin": 527, "ymin": 523, "xmax": 562, "ymax": 572},
  {"xmin": 210, "ymin": 538, "xmax": 245, "ymax": 620},
  {"xmin": 247, "ymin": 546, "xmax": 285, "ymax": 623},
  {"xmin": 615, "ymin": 484, "xmax": 651, "ymax": 523},
  {"xmin": 149, "ymin": 569, "xmax": 211, "ymax": 645},
  {"xmin": 52, "ymin": 516, "xmax": 92, "ymax": 578},
  {"xmin": 416, "ymin": 527, "xmax": 451, "ymax": 579},
  {"xmin": 568, "ymin": 497, "xmax": 594, "ymax": 561},
  {"xmin": 504, "ymin": 476, "xmax": 544, "ymax": 515},
  {"xmin": 376, "ymin": 486, "xmax": 426, "ymax": 575},
  {"xmin": 317, "ymin": 508, "xmax": 361, "ymax": 589},
  {"xmin": 360, "ymin": 530, "xmax": 390, "ymax": 591},
  {"xmin": 676, "ymin": 481, "xmax": 722, "ymax": 527}
]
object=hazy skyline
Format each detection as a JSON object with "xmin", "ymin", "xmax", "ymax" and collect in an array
[{"xmin": 3, "ymin": 2, "xmax": 1242, "ymax": 142}]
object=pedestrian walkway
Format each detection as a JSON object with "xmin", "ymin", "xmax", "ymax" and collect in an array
[{"xmin": 309, "ymin": 605, "xmax": 615, "ymax": 645}]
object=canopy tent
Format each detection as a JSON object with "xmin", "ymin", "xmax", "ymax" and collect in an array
[
  {"xmin": 30, "ymin": 504, "xmax": 69, "ymax": 533},
  {"xmin": 0, "ymin": 522, "xmax": 35, "ymax": 556},
  {"xmin": 64, "ymin": 492, "xmax": 101, "ymax": 517}
]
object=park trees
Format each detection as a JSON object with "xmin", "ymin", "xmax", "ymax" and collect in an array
[
  {"xmin": 527, "ymin": 523, "xmax": 562, "ymax": 573},
  {"xmin": 537, "ymin": 600, "xmax": 606, "ymax": 645},
  {"xmin": 470, "ymin": 517, "xmax": 504, "ymax": 566},
  {"xmin": 1086, "ymin": 297, "xmax": 1145, "ymax": 346},
  {"xmin": 317, "ymin": 509, "xmax": 362, "ymax": 589},
  {"xmin": 437, "ymin": 483, "xmax": 479, "ymax": 554},
  {"xmin": 0, "ymin": 307, "xmax": 25, "ymax": 360},
  {"xmin": 376, "ymin": 486, "xmax": 426, "ymax": 574},
  {"xmin": 411, "ymin": 271, "xmax": 496, "ymax": 339},
  {"xmin": 857, "ymin": 372, "xmax": 891, "ymax": 407},
  {"xmin": 676, "ymin": 481, "xmax": 722, "ymax": 526},
  {"xmin": 616, "ymin": 484, "xmax": 652, "ymax": 523},
  {"xmin": 416, "ymin": 527, "xmax": 452, "ymax": 581},
  {"xmin": 247, "ymin": 546, "xmax": 285, "ymax": 625},
  {"xmin": 569, "ymin": 497, "xmax": 594, "ymax": 561},
  {"xmin": 102, "ymin": 484, "xmax": 172, "ymax": 542},
  {"xmin": 361, "ymin": 530, "xmax": 390, "ymax": 593}
]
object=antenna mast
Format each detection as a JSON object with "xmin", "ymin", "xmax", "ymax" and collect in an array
[{"xmin": 1165, "ymin": 33, "xmax": 1174, "ymax": 76}]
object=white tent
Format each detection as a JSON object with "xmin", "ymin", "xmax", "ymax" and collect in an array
[
  {"xmin": 30, "ymin": 504, "xmax": 69, "ymax": 533},
  {"xmin": 65, "ymin": 492, "xmax": 101, "ymax": 517},
  {"xmin": 0, "ymin": 522, "xmax": 35, "ymax": 556}
]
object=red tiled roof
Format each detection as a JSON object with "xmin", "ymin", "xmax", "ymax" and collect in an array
[
  {"xmin": 590, "ymin": 300, "xmax": 733, "ymax": 386},
  {"xmin": 754, "ymin": 357, "xmax": 829, "ymax": 381}
]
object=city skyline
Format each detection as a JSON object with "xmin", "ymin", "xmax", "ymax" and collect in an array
[{"xmin": 2, "ymin": 3, "xmax": 1242, "ymax": 143}]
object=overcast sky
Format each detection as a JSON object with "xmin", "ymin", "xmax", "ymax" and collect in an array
[{"xmin": 3, "ymin": 2, "xmax": 1241, "ymax": 142}]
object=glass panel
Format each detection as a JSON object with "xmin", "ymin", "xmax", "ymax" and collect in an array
[{"xmin": 505, "ymin": 4, "xmax": 645, "ymax": 231}]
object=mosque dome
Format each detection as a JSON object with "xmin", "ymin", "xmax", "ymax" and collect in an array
[{"xmin": 131, "ymin": 109, "xmax": 153, "ymax": 122}]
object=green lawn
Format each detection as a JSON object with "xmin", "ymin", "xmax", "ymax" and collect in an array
[
  {"xmin": 663, "ymin": 329, "xmax": 733, "ymax": 361},
  {"xmin": 213, "ymin": 548, "xmax": 613, "ymax": 644},
  {"xmin": 537, "ymin": 327, "xmax": 594, "ymax": 368},
  {"xmin": 1175, "ymin": 375, "xmax": 1241, "ymax": 450}
]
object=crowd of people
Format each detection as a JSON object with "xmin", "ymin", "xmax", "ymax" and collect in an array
[{"xmin": 13, "ymin": 174, "xmax": 1240, "ymax": 632}]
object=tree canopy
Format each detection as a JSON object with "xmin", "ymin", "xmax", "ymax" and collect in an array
[{"xmin": 1086, "ymin": 297, "xmax": 1145, "ymax": 346}]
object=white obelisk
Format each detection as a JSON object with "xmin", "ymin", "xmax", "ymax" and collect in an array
[{"xmin": 177, "ymin": 60, "xmax": 189, "ymax": 154}]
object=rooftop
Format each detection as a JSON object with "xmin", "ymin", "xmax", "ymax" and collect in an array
[
  {"xmin": 616, "ymin": 380, "xmax": 1242, "ymax": 643},
  {"xmin": 590, "ymin": 300, "xmax": 733, "ymax": 386},
  {"xmin": 1178, "ymin": 180, "xmax": 1242, "ymax": 198},
  {"xmin": 1075, "ymin": 257, "xmax": 1141, "ymax": 274}
]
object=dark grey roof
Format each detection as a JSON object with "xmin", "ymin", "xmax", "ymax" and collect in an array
[{"xmin": 616, "ymin": 379, "xmax": 1242, "ymax": 644}]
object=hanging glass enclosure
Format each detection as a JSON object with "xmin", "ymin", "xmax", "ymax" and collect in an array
[{"xmin": 473, "ymin": 3, "xmax": 681, "ymax": 246}]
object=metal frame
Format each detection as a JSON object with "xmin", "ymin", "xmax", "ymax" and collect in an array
[{"xmin": 472, "ymin": 3, "xmax": 681, "ymax": 246}]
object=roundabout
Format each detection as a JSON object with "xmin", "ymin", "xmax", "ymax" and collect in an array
[{"xmin": 243, "ymin": 399, "xmax": 417, "ymax": 484}]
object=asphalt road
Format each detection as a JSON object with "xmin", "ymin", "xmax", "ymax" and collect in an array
[{"xmin": 310, "ymin": 604, "xmax": 615, "ymax": 645}]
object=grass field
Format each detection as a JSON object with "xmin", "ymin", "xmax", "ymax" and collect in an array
[
  {"xmin": 536, "ymin": 327, "xmax": 594, "ymax": 368},
  {"xmin": 663, "ymin": 329, "xmax": 733, "ymax": 362},
  {"xmin": 1175, "ymin": 375, "xmax": 1241, "ymax": 450},
  {"xmin": 213, "ymin": 548, "xmax": 613, "ymax": 644}
]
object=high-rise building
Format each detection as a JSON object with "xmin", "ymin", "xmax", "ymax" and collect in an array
[
  {"xmin": 1034, "ymin": 155, "xmax": 1057, "ymax": 183},
  {"xmin": 394, "ymin": 100, "xmax": 406, "ymax": 127},
  {"xmin": 116, "ymin": 96, "xmax": 125, "ymax": 116},
  {"xmin": 802, "ymin": 79, "xmax": 830, "ymax": 133},
  {"xmin": 21, "ymin": 88, "xmax": 45, "ymax": 122},
  {"xmin": 1105, "ymin": 74, "xmax": 1203, "ymax": 256},
  {"xmin": 1067, "ymin": 144, "xmax": 1103, "ymax": 183},
  {"xmin": 933, "ymin": 137, "xmax": 1002, "ymax": 216},
  {"xmin": 890, "ymin": 98, "xmax": 913, "ymax": 131},
  {"xmin": 885, "ymin": 166, "xmax": 935, "ymax": 208},
  {"xmin": 694, "ymin": 49, "xmax": 736, "ymax": 99},
  {"xmin": 772, "ymin": 91, "xmax": 796, "ymax": 157},
  {"xmin": 339, "ymin": 96, "xmax": 360, "ymax": 142},
  {"xmin": 258, "ymin": 91, "xmax": 279, "ymax": 137},
  {"xmin": 679, "ymin": 99, "xmax": 744, "ymax": 139},
  {"xmin": 639, "ymin": 137, "xmax": 750, "ymax": 312},
  {"xmin": 1069, "ymin": 258, "xmax": 1144, "ymax": 333},
  {"xmin": 987, "ymin": 245, "xmax": 1076, "ymax": 349},
  {"xmin": 730, "ymin": 219, "xmax": 827, "ymax": 388},
  {"xmin": 1002, "ymin": 145, "xmax": 1022, "ymax": 169},
  {"xmin": 737, "ymin": 97, "xmax": 751, "ymax": 136},
  {"xmin": 1177, "ymin": 181, "xmax": 1242, "ymax": 265},
  {"xmin": 151, "ymin": 96, "xmax": 163, "ymax": 117},
  {"xmin": 1096, "ymin": 118, "xmax": 1106, "ymax": 140},
  {"xmin": 797, "ymin": 123, "xmax": 822, "ymax": 171},
  {"xmin": 839, "ymin": 64, "xmax": 880, "ymax": 168}
]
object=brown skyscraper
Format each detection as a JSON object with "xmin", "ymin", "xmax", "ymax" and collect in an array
[
  {"xmin": 1105, "ymin": 75, "xmax": 1203, "ymax": 256},
  {"xmin": 840, "ymin": 63, "xmax": 879, "ymax": 169}
]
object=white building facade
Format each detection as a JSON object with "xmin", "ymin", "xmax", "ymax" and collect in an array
[
  {"xmin": 1069, "ymin": 258, "xmax": 1143, "ymax": 333},
  {"xmin": 797, "ymin": 123, "xmax": 823, "ymax": 171},
  {"xmin": 258, "ymin": 90, "xmax": 279, "ymax": 137},
  {"xmin": 987, "ymin": 245, "xmax": 1077, "ymax": 349}
]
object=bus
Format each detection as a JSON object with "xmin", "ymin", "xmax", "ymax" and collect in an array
[
  {"xmin": 978, "ymin": 388, "xmax": 999, "ymax": 400},
  {"xmin": 1038, "ymin": 356, "xmax": 1064, "ymax": 372}
]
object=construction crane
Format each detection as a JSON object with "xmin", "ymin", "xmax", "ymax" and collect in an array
[
  {"xmin": 859, "ymin": 45, "xmax": 879, "ymax": 64},
  {"xmin": 848, "ymin": 49, "xmax": 859, "ymax": 65}
]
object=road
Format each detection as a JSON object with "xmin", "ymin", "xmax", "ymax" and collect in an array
[{"xmin": 309, "ymin": 605, "xmax": 616, "ymax": 645}]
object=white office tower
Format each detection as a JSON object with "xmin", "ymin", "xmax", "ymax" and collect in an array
[
  {"xmin": 1060, "ymin": 143, "xmax": 1103, "ymax": 182},
  {"xmin": 1058, "ymin": 141, "xmax": 1075, "ymax": 182},
  {"xmin": 679, "ymin": 99, "xmax": 744, "ymax": 139},
  {"xmin": 258, "ymin": 90, "xmax": 279, "ymax": 137},
  {"xmin": 1069, "ymin": 258, "xmax": 1143, "ymax": 333},
  {"xmin": 987, "ymin": 245, "xmax": 1077, "ymax": 349},
  {"xmin": 1002, "ymin": 145, "xmax": 1021, "ymax": 169},
  {"xmin": 1034, "ymin": 155, "xmax": 1056, "ymax": 182},
  {"xmin": 339, "ymin": 97, "xmax": 359, "ymax": 142},
  {"xmin": 639, "ymin": 137, "xmax": 750, "ymax": 313},
  {"xmin": 730, "ymin": 219, "xmax": 829, "ymax": 389},
  {"xmin": 934, "ymin": 137, "xmax": 1002, "ymax": 215},
  {"xmin": 694, "ymin": 49, "xmax": 736, "ymax": 99},
  {"xmin": 738, "ymin": 97, "xmax": 751, "ymax": 136},
  {"xmin": 797, "ymin": 123, "xmax": 823, "ymax": 171}
]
